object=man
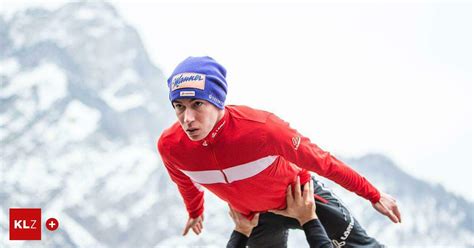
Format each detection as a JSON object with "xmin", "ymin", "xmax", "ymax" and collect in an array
[{"xmin": 157, "ymin": 56, "xmax": 401, "ymax": 247}]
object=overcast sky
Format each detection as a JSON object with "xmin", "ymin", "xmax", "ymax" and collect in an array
[{"xmin": 2, "ymin": 0, "xmax": 472, "ymax": 201}]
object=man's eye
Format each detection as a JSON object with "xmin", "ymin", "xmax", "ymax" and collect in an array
[
  {"xmin": 194, "ymin": 102, "xmax": 203, "ymax": 107},
  {"xmin": 175, "ymin": 104, "xmax": 183, "ymax": 109}
]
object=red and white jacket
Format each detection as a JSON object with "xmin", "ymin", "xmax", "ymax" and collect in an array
[{"xmin": 157, "ymin": 105, "xmax": 380, "ymax": 219}]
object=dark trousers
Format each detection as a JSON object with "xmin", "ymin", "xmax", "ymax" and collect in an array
[{"xmin": 247, "ymin": 177, "xmax": 384, "ymax": 247}]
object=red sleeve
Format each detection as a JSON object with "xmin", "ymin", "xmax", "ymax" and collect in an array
[
  {"xmin": 157, "ymin": 137, "xmax": 205, "ymax": 218},
  {"xmin": 266, "ymin": 114, "xmax": 381, "ymax": 204}
]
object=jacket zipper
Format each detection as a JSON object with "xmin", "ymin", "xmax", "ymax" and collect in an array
[{"xmin": 210, "ymin": 144, "xmax": 229, "ymax": 183}]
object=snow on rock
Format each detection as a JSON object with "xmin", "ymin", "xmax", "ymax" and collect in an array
[
  {"xmin": 100, "ymin": 68, "xmax": 145, "ymax": 111},
  {"xmin": 75, "ymin": 6, "xmax": 97, "ymax": 21},
  {"xmin": 101, "ymin": 147, "xmax": 156, "ymax": 201},
  {"xmin": 102, "ymin": 92, "xmax": 145, "ymax": 112},
  {"xmin": 54, "ymin": 100, "xmax": 100, "ymax": 141},
  {"xmin": 0, "ymin": 58, "xmax": 20, "ymax": 77},
  {"xmin": 60, "ymin": 213, "xmax": 105, "ymax": 248},
  {"xmin": 1, "ymin": 62, "xmax": 67, "ymax": 111}
]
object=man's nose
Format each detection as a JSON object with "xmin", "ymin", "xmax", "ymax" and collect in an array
[{"xmin": 183, "ymin": 109, "xmax": 195, "ymax": 123}]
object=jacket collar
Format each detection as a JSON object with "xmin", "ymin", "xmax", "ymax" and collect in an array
[{"xmin": 190, "ymin": 107, "xmax": 229, "ymax": 147}]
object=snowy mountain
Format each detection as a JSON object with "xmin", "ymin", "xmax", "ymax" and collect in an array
[
  {"xmin": 0, "ymin": 2, "xmax": 179, "ymax": 247},
  {"xmin": 0, "ymin": 2, "xmax": 472, "ymax": 247}
]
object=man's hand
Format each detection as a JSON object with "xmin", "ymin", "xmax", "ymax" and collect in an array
[
  {"xmin": 228, "ymin": 205, "xmax": 259, "ymax": 237},
  {"xmin": 182, "ymin": 214, "xmax": 204, "ymax": 236},
  {"xmin": 372, "ymin": 192, "xmax": 402, "ymax": 223},
  {"xmin": 269, "ymin": 176, "xmax": 318, "ymax": 226}
]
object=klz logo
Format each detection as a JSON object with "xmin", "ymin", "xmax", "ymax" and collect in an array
[{"xmin": 10, "ymin": 208, "xmax": 41, "ymax": 240}]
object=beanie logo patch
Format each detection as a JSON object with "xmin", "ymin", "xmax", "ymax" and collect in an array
[
  {"xmin": 180, "ymin": 91, "xmax": 196, "ymax": 97},
  {"xmin": 171, "ymin": 73, "xmax": 206, "ymax": 91}
]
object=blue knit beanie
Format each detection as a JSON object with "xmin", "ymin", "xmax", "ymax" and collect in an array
[{"xmin": 167, "ymin": 56, "xmax": 227, "ymax": 109}]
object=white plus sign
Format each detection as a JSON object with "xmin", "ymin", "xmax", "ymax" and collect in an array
[{"xmin": 49, "ymin": 221, "xmax": 56, "ymax": 228}]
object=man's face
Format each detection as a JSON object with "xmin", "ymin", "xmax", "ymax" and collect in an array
[{"xmin": 172, "ymin": 98, "xmax": 221, "ymax": 141}]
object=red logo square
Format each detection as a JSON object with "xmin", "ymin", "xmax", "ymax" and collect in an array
[{"xmin": 9, "ymin": 208, "xmax": 42, "ymax": 240}]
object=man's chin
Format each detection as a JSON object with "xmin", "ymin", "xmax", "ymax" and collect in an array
[{"xmin": 187, "ymin": 133, "xmax": 204, "ymax": 141}]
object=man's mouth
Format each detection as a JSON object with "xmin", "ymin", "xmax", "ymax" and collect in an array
[{"xmin": 186, "ymin": 128, "xmax": 199, "ymax": 134}]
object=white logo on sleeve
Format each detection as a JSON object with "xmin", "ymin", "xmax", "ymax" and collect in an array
[{"xmin": 292, "ymin": 136, "xmax": 301, "ymax": 150}]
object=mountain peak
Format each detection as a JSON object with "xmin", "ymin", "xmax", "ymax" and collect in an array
[{"xmin": 6, "ymin": 1, "xmax": 125, "ymax": 52}]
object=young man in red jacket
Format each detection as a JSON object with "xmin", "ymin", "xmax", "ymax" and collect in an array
[{"xmin": 158, "ymin": 56, "xmax": 401, "ymax": 247}]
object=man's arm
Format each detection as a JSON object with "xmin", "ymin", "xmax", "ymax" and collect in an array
[
  {"xmin": 157, "ymin": 138, "xmax": 206, "ymax": 234},
  {"xmin": 226, "ymin": 207, "xmax": 259, "ymax": 248},
  {"xmin": 266, "ymin": 114, "xmax": 401, "ymax": 223},
  {"xmin": 302, "ymin": 219, "xmax": 333, "ymax": 248},
  {"xmin": 161, "ymin": 159, "xmax": 205, "ymax": 218},
  {"xmin": 266, "ymin": 113, "xmax": 380, "ymax": 202},
  {"xmin": 227, "ymin": 231, "xmax": 249, "ymax": 248}
]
